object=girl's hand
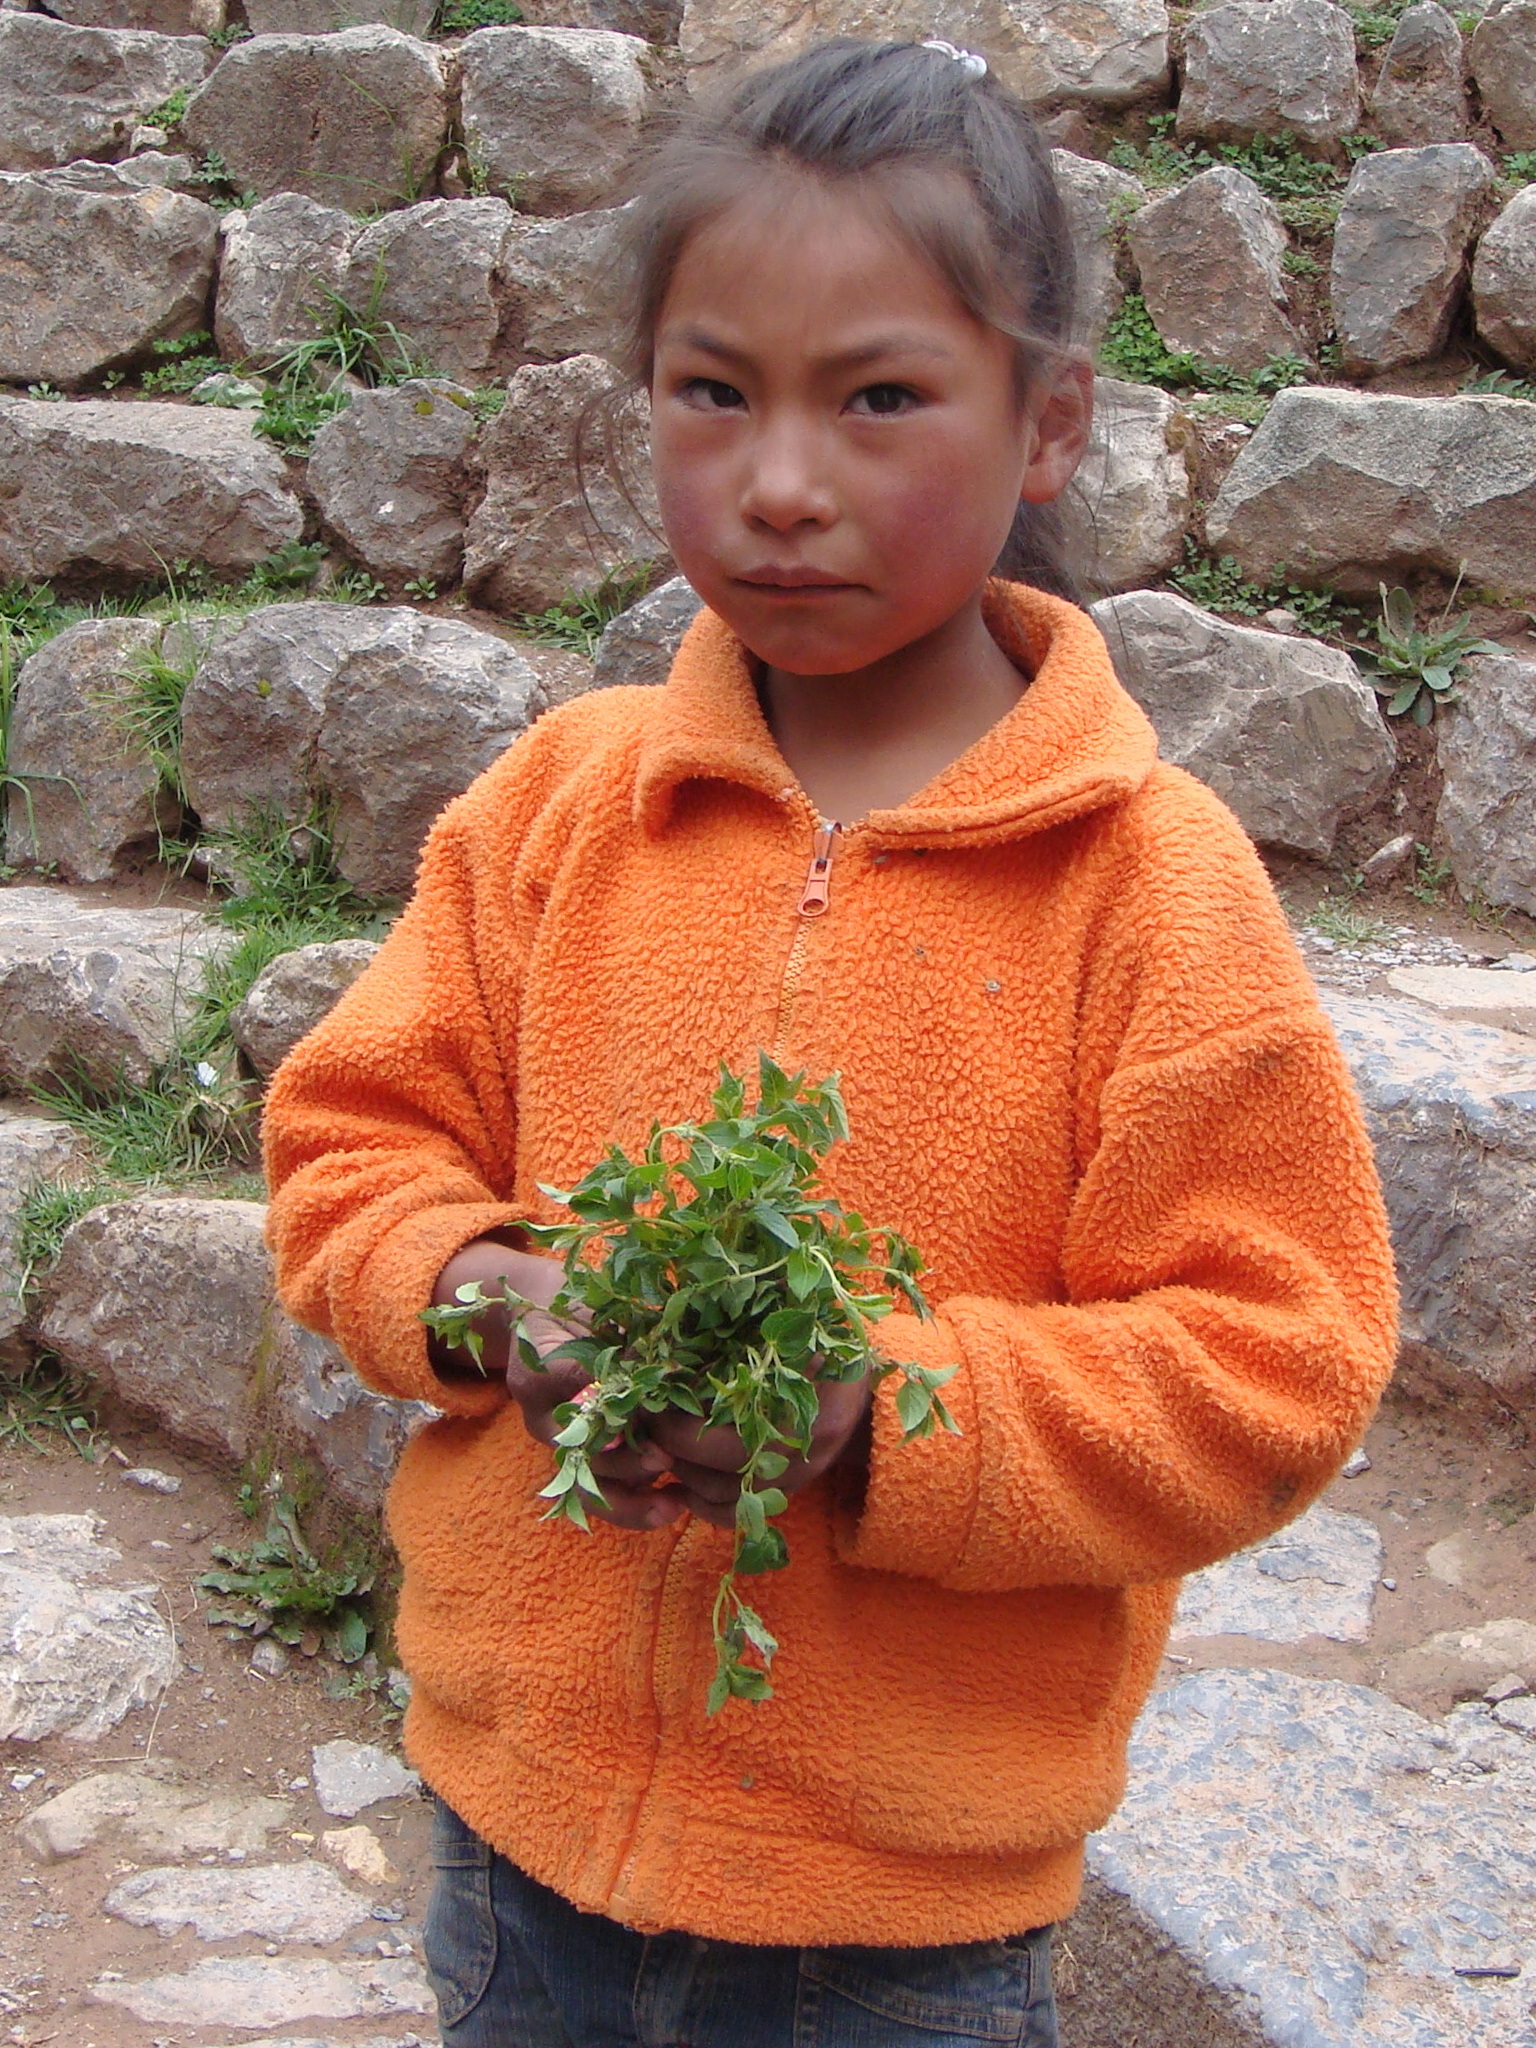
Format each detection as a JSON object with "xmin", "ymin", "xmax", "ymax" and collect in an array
[
  {"xmin": 646, "ymin": 1373, "xmax": 873, "ymax": 1529},
  {"xmin": 429, "ymin": 1237, "xmax": 684, "ymax": 1534}
]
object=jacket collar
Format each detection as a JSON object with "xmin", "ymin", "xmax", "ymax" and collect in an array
[{"xmin": 633, "ymin": 580, "xmax": 1159, "ymax": 848}]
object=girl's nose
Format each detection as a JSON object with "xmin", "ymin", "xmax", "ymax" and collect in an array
[{"xmin": 738, "ymin": 422, "xmax": 837, "ymax": 533}]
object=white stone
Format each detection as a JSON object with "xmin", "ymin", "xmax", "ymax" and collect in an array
[
  {"xmin": 312, "ymin": 1740, "xmax": 420, "ymax": 1818},
  {"xmin": 121, "ymin": 1466, "xmax": 181, "ymax": 1493},
  {"xmin": 1178, "ymin": 0, "xmax": 1361, "ymax": 150},
  {"xmin": 1341, "ymin": 1447, "xmax": 1372, "ymax": 1477},
  {"xmin": 1080, "ymin": 1667, "xmax": 1536, "ymax": 2048},
  {"xmin": 1492, "ymin": 1695, "xmax": 1536, "ymax": 1733},
  {"xmin": 1424, "ymin": 1531, "xmax": 1472, "ymax": 1586},
  {"xmin": 90, "ymin": 1955, "xmax": 435, "ymax": 2028},
  {"xmin": 104, "ymin": 1861, "xmax": 372, "ymax": 1943},
  {"xmin": 1050, "ymin": 150, "xmax": 1141, "ymax": 349},
  {"xmin": 1388, "ymin": 964, "xmax": 1536, "ymax": 1036},
  {"xmin": 321, "ymin": 1825, "xmax": 402, "ymax": 1887},
  {"xmin": 0, "ymin": 1513, "xmax": 176, "ymax": 1742},
  {"xmin": 1172, "ymin": 1503, "xmax": 1382, "ymax": 1644},
  {"xmin": 21, "ymin": 1765, "xmax": 290, "ymax": 1861}
]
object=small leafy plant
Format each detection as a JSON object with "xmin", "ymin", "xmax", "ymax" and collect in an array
[
  {"xmin": 0, "ymin": 1355, "xmax": 101, "ymax": 1458},
  {"xmin": 515, "ymin": 563, "xmax": 659, "ymax": 656},
  {"xmin": 435, "ymin": 0, "xmax": 521, "ymax": 28},
  {"xmin": 422, "ymin": 1059, "xmax": 957, "ymax": 1711},
  {"xmin": 198, "ymin": 1488, "xmax": 373, "ymax": 1661},
  {"xmin": 1358, "ymin": 583, "xmax": 1505, "ymax": 725}
]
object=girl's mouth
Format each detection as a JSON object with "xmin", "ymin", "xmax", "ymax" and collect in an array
[{"xmin": 736, "ymin": 568, "xmax": 860, "ymax": 594}]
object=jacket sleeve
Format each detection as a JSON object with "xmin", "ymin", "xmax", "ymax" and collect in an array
[
  {"xmin": 840, "ymin": 785, "xmax": 1400, "ymax": 1594},
  {"xmin": 262, "ymin": 710, "xmax": 592, "ymax": 1418}
]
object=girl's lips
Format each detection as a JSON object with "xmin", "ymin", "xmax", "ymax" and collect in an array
[{"xmin": 735, "ymin": 572, "xmax": 861, "ymax": 594}]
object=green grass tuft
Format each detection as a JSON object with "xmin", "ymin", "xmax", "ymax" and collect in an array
[
  {"xmin": 0, "ymin": 1354, "xmax": 102, "ymax": 1459},
  {"xmin": 515, "ymin": 564, "xmax": 658, "ymax": 657}
]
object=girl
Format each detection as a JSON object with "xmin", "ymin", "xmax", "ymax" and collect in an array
[{"xmin": 264, "ymin": 39, "xmax": 1398, "ymax": 2048}]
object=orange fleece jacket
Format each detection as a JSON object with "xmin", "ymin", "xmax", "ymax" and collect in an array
[{"xmin": 263, "ymin": 582, "xmax": 1398, "ymax": 1948}]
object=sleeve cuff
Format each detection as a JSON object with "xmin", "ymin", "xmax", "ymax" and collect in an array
[
  {"xmin": 835, "ymin": 1312, "xmax": 983, "ymax": 1582},
  {"xmin": 337, "ymin": 1201, "xmax": 526, "ymax": 1418}
]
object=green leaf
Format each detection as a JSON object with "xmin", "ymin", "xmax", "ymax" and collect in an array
[
  {"xmin": 786, "ymin": 1246, "xmax": 820, "ymax": 1299},
  {"xmin": 736, "ymin": 1527, "xmax": 789, "ymax": 1574},
  {"xmin": 1386, "ymin": 682, "xmax": 1421, "ymax": 718},
  {"xmin": 328, "ymin": 1607, "xmax": 370, "ymax": 1663},
  {"xmin": 896, "ymin": 1378, "xmax": 933, "ymax": 1436},
  {"xmin": 750, "ymin": 1203, "xmax": 801, "ymax": 1248}
]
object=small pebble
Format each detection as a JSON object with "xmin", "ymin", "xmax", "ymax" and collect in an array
[
  {"xmin": 9, "ymin": 1772, "xmax": 40, "ymax": 1792},
  {"xmin": 1485, "ymin": 1673, "xmax": 1531, "ymax": 1704},
  {"xmin": 121, "ymin": 1466, "xmax": 181, "ymax": 1494},
  {"xmin": 1381, "ymin": 1578, "xmax": 1397, "ymax": 1591},
  {"xmin": 248, "ymin": 1639, "xmax": 290, "ymax": 1679},
  {"xmin": 149, "ymin": 1539, "xmax": 173, "ymax": 1550},
  {"xmin": 1342, "ymin": 1447, "xmax": 1372, "ymax": 1478}
]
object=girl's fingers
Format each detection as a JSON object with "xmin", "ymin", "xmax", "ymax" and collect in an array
[
  {"xmin": 672, "ymin": 1488, "xmax": 737, "ymax": 1530},
  {"xmin": 588, "ymin": 1480, "xmax": 687, "ymax": 1532},
  {"xmin": 647, "ymin": 1411, "xmax": 749, "ymax": 1470},
  {"xmin": 663, "ymin": 1456, "xmax": 742, "ymax": 1506}
]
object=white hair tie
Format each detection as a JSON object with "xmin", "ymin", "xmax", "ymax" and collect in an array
[{"xmin": 920, "ymin": 38, "xmax": 988, "ymax": 80}]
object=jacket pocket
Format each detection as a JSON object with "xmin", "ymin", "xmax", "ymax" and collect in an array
[
  {"xmin": 423, "ymin": 1794, "xmax": 498, "ymax": 2031},
  {"xmin": 799, "ymin": 1936, "xmax": 1035, "ymax": 2043}
]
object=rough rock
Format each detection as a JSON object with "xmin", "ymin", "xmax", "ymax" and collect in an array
[
  {"xmin": 274, "ymin": 1321, "xmax": 434, "ymax": 1517},
  {"xmin": 50, "ymin": 0, "xmax": 222, "ymax": 31},
  {"xmin": 0, "ymin": 163, "xmax": 219, "ymax": 387},
  {"xmin": 1089, "ymin": 590, "xmax": 1392, "ymax": 857},
  {"xmin": 21, "ymin": 1764, "xmax": 290, "ymax": 1861},
  {"xmin": 122, "ymin": 1465, "xmax": 181, "ymax": 1492},
  {"xmin": 345, "ymin": 199, "xmax": 518, "ymax": 386},
  {"xmin": 592, "ymin": 574, "xmax": 702, "ymax": 688},
  {"xmin": 104, "ymin": 1862, "xmax": 372, "ymax": 1943},
  {"xmin": 4, "ymin": 618, "xmax": 178, "ymax": 884},
  {"xmin": 1050, "ymin": 150, "xmax": 1140, "ymax": 349},
  {"xmin": 1331, "ymin": 145, "xmax": 1495, "ymax": 373},
  {"xmin": 1472, "ymin": 184, "xmax": 1536, "ymax": 377},
  {"xmin": 179, "ymin": 604, "xmax": 547, "ymax": 897},
  {"xmin": 1129, "ymin": 166, "xmax": 1302, "ymax": 373},
  {"xmin": 0, "ymin": 397, "xmax": 303, "ymax": 581},
  {"xmin": 501, "ymin": 201, "xmax": 629, "ymax": 364},
  {"xmin": 1172, "ymin": 1503, "xmax": 1383, "ymax": 1644},
  {"xmin": 1064, "ymin": 379, "xmax": 1192, "ymax": 593},
  {"xmin": 677, "ymin": 0, "xmax": 1170, "ymax": 111},
  {"xmin": 1320, "ymin": 988, "xmax": 1536, "ymax": 1402},
  {"xmin": 0, "ymin": 1514, "xmax": 177, "ymax": 1742},
  {"xmin": 248, "ymin": 0, "xmax": 435, "ymax": 30},
  {"xmin": 1470, "ymin": 1, "xmax": 1536, "ymax": 149},
  {"xmin": 313, "ymin": 1740, "xmax": 421, "ymax": 1817},
  {"xmin": 0, "ymin": 14, "xmax": 211, "ymax": 172},
  {"xmin": 1389, "ymin": 1618, "xmax": 1536, "ymax": 1703},
  {"xmin": 214, "ymin": 192, "xmax": 357, "ymax": 369},
  {"xmin": 39, "ymin": 1198, "xmax": 277, "ymax": 1461},
  {"xmin": 0, "ymin": 889, "xmax": 226, "ymax": 1092},
  {"xmin": 1204, "ymin": 387, "xmax": 1536, "ymax": 602},
  {"xmin": 229, "ymin": 938, "xmax": 380, "ymax": 1078},
  {"xmin": 1075, "ymin": 1667, "xmax": 1536, "ymax": 2048},
  {"xmin": 322, "ymin": 1825, "xmax": 402, "ymax": 1887},
  {"xmin": 1436, "ymin": 654, "xmax": 1536, "ymax": 915},
  {"xmin": 459, "ymin": 25, "xmax": 649, "ymax": 218},
  {"xmin": 1177, "ymin": 0, "xmax": 1360, "ymax": 152},
  {"xmin": 0, "ymin": 1108, "xmax": 81, "ymax": 1369},
  {"xmin": 465, "ymin": 353, "xmax": 663, "ymax": 618},
  {"xmin": 1387, "ymin": 963, "xmax": 1536, "ymax": 1035},
  {"xmin": 309, "ymin": 380, "xmax": 478, "ymax": 588},
  {"xmin": 181, "ymin": 27, "xmax": 448, "ymax": 214},
  {"xmin": 521, "ymin": 0, "xmax": 679, "ymax": 34},
  {"xmin": 91, "ymin": 1956, "xmax": 436, "ymax": 2029},
  {"xmin": 1372, "ymin": 3, "xmax": 1469, "ymax": 147}
]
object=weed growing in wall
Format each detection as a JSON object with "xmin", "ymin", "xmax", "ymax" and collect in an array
[
  {"xmin": 1357, "ymin": 582, "xmax": 1505, "ymax": 725},
  {"xmin": 1100, "ymin": 298, "xmax": 1309, "ymax": 418},
  {"xmin": 141, "ymin": 331, "xmax": 225, "ymax": 397},
  {"xmin": 0, "ymin": 1354, "xmax": 101, "ymax": 1459},
  {"xmin": 434, "ymin": 0, "xmax": 521, "ymax": 29},
  {"xmin": 1167, "ymin": 541, "xmax": 1359, "ymax": 639},
  {"xmin": 516, "ymin": 563, "xmax": 660, "ymax": 656}
]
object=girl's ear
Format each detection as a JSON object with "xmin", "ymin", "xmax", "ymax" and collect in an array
[{"xmin": 1019, "ymin": 356, "xmax": 1094, "ymax": 507}]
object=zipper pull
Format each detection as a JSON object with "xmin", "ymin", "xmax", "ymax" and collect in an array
[{"xmin": 798, "ymin": 824, "xmax": 839, "ymax": 917}]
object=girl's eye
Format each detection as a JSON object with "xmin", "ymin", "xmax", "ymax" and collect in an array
[
  {"xmin": 682, "ymin": 378, "xmax": 747, "ymax": 411},
  {"xmin": 849, "ymin": 383, "xmax": 920, "ymax": 417}
]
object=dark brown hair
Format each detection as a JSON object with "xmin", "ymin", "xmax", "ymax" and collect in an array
[{"xmin": 611, "ymin": 36, "xmax": 1083, "ymax": 601}]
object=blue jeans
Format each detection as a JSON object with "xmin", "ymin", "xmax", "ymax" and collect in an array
[{"xmin": 424, "ymin": 1795, "xmax": 1059, "ymax": 2048}]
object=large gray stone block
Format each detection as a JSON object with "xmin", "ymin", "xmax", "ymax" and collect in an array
[
  {"xmin": 0, "ymin": 397, "xmax": 303, "ymax": 581},
  {"xmin": 1470, "ymin": 0, "xmax": 1536, "ymax": 149},
  {"xmin": 89, "ymin": 1955, "xmax": 435, "ymax": 2031},
  {"xmin": 1435, "ymin": 652, "xmax": 1536, "ymax": 916},
  {"xmin": 309, "ymin": 379, "xmax": 478, "ymax": 588},
  {"xmin": 181, "ymin": 26, "xmax": 448, "ymax": 213},
  {"xmin": 345, "ymin": 198, "xmax": 520, "ymax": 386},
  {"xmin": 1050, "ymin": 150, "xmax": 1141, "ymax": 350},
  {"xmin": 1371, "ymin": 2, "xmax": 1469, "ymax": 146},
  {"xmin": 592, "ymin": 574, "xmax": 702, "ymax": 689},
  {"xmin": 459, "ymin": 25, "xmax": 650, "ymax": 218},
  {"xmin": 1066, "ymin": 379, "xmax": 1193, "ymax": 594},
  {"xmin": 247, "ymin": 0, "xmax": 435, "ymax": 29},
  {"xmin": 1330, "ymin": 144, "xmax": 1494, "ymax": 373},
  {"xmin": 0, "ymin": 162, "xmax": 218, "ymax": 387},
  {"xmin": 1472, "ymin": 184, "xmax": 1536, "ymax": 377},
  {"xmin": 1177, "ymin": 0, "xmax": 1360, "ymax": 152},
  {"xmin": 103, "ymin": 1861, "xmax": 371, "ymax": 1943},
  {"xmin": 213, "ymin": 191, "xmax": 357, "ymax": 369},
  {"xmin": 0, "ymin": 1514, "xmax": 177, "ymax": 1743},
  {"xmin": 0, "ymin": 889, "xmax": 226, "ymax": 1092},
  {"xmin": 1204, "ymin": 386, "xmax": 1536, "ymax": 602},
  {"xmin": 0, "ymin": 14, "xmax": 212, "ymax": 172},
  {"xmin": 48, "ymin": 0, "xmax": 223, "ymax": 31},
  {"xmin": 1129, "ymin": 165, "xmax": 1302, "ymax": 373},
  {"xmin": 465, "ymin": 352, "xmax": 663, "ymax": 618},
  {"xmin": 179, "ymin": 603, "xmax": 547, "ymax": 896},
  {"xmin": 1073, "ymin": 1666, "xmax": 1536, "ymax": 2048},
  {"xmin": 501, "ymin": 201, "xmax": 630, "ymax": 365},
  {"xmin": 228, "ymin": 936, "xmax": 380, "ymax": 1077},
  {"xmin": 1090, "ymin": 589, "xmax": 1392, "ymax": 857},
  {"xmin": 1322, "ymin": 986, "xmax": 1536, "ymax": 1402},
  {"xmin": 678, "ymin": 0, "xmax": 1170, "ymax": 110}
]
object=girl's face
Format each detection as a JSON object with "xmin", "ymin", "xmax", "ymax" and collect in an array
[{"xmin": 648, "ymin": 170, "xmax": 1090, "ymax": 678}]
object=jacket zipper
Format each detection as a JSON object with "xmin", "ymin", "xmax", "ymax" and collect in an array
[{"xmin": 770, "ymin": 820, "xmax": 840, "ymax": 1062}]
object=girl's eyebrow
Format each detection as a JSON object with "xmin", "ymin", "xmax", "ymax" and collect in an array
[{"xmin": 665, "ymin": 325, "xmax": 956, "ymax": 369}]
